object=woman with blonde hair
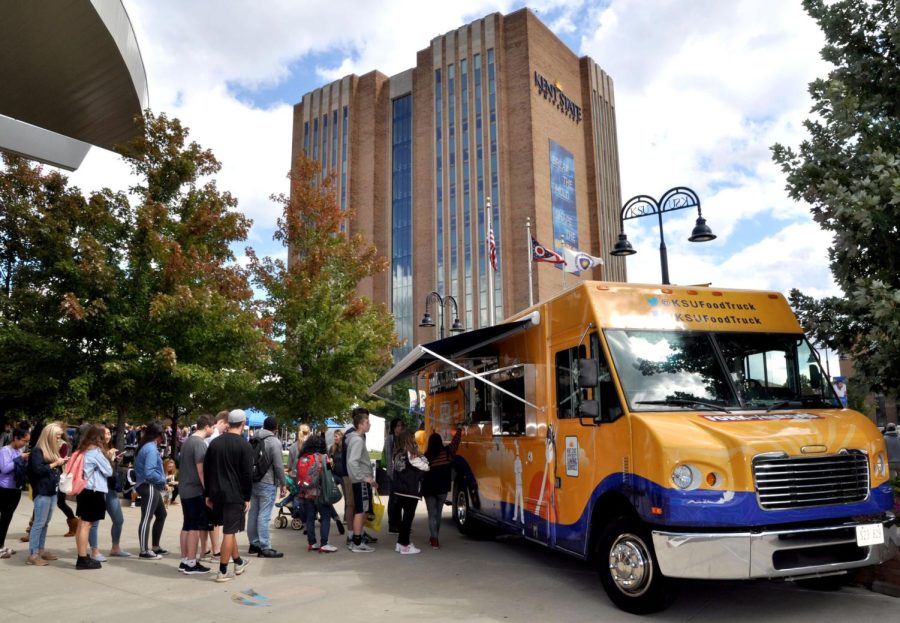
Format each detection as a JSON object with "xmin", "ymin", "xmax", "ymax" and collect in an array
[
  {"xmin": 288, "ymin": 424, "xmax": 312, "ymax": 479},
  {"xmin": 26, "ymin": 422, "xmax": 68, "ymax": 566}
]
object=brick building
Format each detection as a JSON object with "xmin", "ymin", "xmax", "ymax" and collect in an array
[{"xmin": 291, "ymin": 8, "xmax": 624, "ymax": 356}]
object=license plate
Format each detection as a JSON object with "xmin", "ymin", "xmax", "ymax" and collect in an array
[{"xmin": 855, "ymin": 523, "xmax": 884, "ymax": 547}]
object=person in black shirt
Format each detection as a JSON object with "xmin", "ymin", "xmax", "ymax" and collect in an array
[{"xmin": 203, "ymin": 409, "xmax": 254, "ymax": 583}]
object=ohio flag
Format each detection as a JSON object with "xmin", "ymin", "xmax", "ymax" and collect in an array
[{"xmin": 531, "ymin": 237, "xmax": 565, "ymax": 264}]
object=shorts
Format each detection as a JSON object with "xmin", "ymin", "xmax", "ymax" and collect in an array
[
  {"xmin": 181, "ymin": 495, "xmax": 212, "ymax": 532},
  {"xmin": 351, "ymin": 482, "xmax": 372, "ymax": 515},
  {"xmin": 209, "ymin": 501, "xmax": 246, "ymax": 535},
  {"xmin": 75, "ymin": 489, "xmax": 107, "ymax": 522}
]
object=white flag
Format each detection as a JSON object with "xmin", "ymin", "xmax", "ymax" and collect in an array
[{"xmin": 563, "ymin": 247, "xmax": 604, "ymax": 274}]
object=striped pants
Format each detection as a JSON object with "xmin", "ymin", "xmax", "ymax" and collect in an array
[{"xmin": 136, "ymin": 483, "xmax": 166, "ymax": 553}]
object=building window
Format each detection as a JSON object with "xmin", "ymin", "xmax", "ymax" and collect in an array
[
  {"xmin": 474, "ymin": 53, "xmax": 487, "ymax": 326},
  {"xmin": 303, "ymin": 121, "xmax": 309, "ymax": 155},
  {"xmin": 435, "ymin": 69, "xmax": 443, "ymax": 294},
  {"xmin": 331, "ymin": 110, "xmax": 338, "ymax": 171},
  {"xmin": 312, "ymin": 118, "xmax": 319, "ymax": 164},
  {"xmin": 461, "ymin": 58, "xmax": 472, "ymax": 329},
  {"xmin": 391, "ymin": 95, "xmax": 413, "ymax": 359},
  {"xmin": 448, "ymin": 63, "xmax": 458, "ymax": 305},
  {"xmin": 487, "ymin": 48, "xmax": 502, "ymax": 320},
  {"xmin": 341, "ymin": 106, "xmax": 348, "ymax": 212},
  {"xmin": 321, "ymin": 114, "xmax": 328, "ymax": 178}
]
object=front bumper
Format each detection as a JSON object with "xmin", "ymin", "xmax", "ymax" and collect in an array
[{"xmin": 651, "ymin": 515, "xmax": 899, "ymax": 580}]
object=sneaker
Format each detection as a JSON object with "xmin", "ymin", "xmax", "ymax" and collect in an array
[
  {"xmin": 234, "ymin": 559, "xmax": 250, "ymax": 575},
  {"xmin": 152, "ymin": 548, "xmax": 168, "ymax": 556},
  {"xmin": 395, "ymin": 543, "xmax": 403, "ymax": 552},
  {"xmin": 349, "ymin": 542, "xmax": 374, "ymax": 553},
  {"xmin": 139, "ymin": 551, "xmax": 162, "ymax": 560},
  {"xmin": 248, "ymin": 544, "xmax": 261, "ymax": 555},
  {"xmin": 110, "ymin": 550, "xmax": 132, "ymax": 558},
  {"xmin": 215, "ymin": 570, "xmax": 234, "ymax": 583},
  {"xmin": 398, "ymin": 544, "xmax": 421, "ymax": 555},
  {"xmin": 92, "ymin": 553, "xmax": 107, "ymax": 562},
  {"xmin": 307, "ymin": 543, "xmax": 319, "ymax": 552},
  {"xmin": 130, "ymin": 502, "xmax": 136, "ymax": 508},
  {"xmin": 183, "ymin": 562, "xmax": 211, "ymax": 575},
  {"xmin": 178, "ymin": 562, "xmax": 189, "ymax": 573},
  {"xmin": 76, "ymin": 555, "xmax": 102, "ymax": 569},
  {"xmin": 258, "ymin": 548, "xmax": 284, "ymax": 558},
  {"xmin": 319, "ymin": 544, "xmax": 337, "ymax": 553},
  {"xmin": 0, "ymin": 548, "xmax": 10, "ymax": 559},
  {"xmin": 430, "ymin": 538, "xmax": 440, "ymax": 549}
]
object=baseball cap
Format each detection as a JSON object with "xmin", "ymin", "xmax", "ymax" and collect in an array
[{"xmin": 227, "ymin": 409, "xmax": 247, "ymax": 424}]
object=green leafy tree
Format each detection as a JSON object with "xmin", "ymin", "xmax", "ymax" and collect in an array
[
  {"xmin": 772, "ymin": 0, "xmax": 899, "ymax": 397},
  {"xmin": 251, "ymin": 154, "xmax": 397, "ymax": 427}
]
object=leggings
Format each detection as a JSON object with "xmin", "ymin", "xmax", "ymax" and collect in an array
[
  {"xmin": 136, "ymin": 483, "xmax": 166, "ymax": 552},
  {"xmin": 57, "ymin": 490, "xmax": 75, "ymax": 520},
  {"xmin": 0, "ymin": 487, "xmax": 22, "ymax": 548},
  {"xmin": 396, "ymin": 495, "xmax": 418, "ymax": 547}
]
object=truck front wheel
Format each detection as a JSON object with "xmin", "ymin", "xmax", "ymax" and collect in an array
[
  {"xmin": 452, "ymin": 481, "xmax": 491, "ymax": 538},
  {"xmin": 596, "ymin": 516, "xmax": 676, "ymax": 614}
]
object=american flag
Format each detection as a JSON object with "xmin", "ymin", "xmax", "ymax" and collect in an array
[{"xmin": 489, "ymin": 227, "xmax": 498, "ymax": 271}]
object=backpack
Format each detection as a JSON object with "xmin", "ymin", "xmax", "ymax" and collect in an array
[
  {"xmin": 250, "ymin": 436, "xmax": 273, "ymax": 482},
  {"xmin": 59, "ymin": 450, "xmax": 86, "ymax": 495},
  {"xmin": 296, "ymin": 454, "xmax": 321, "ymax": 493},
  {"xmin": 12, "ymin": 454, "xmax": 28, "ymax": 489}
]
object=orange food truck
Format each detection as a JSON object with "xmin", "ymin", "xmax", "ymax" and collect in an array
[{"xmin": 369, "ymin": 282, "xmax": 898, "ymax": 613}]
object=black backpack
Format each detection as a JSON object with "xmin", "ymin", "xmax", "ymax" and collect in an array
[{"xmin": 250, "ymin": 436, "xmax": 273, "ymax": 482}]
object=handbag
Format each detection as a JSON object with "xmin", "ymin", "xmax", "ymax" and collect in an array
[
  {"xmin": 317, "ymin": 455, "xmax": 342, "ymax": 505},
  {"xmin": 365, "ymin": 492, "xmax": 385, "ymax": 532}
]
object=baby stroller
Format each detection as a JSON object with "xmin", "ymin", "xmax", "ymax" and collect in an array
[{"xmin": 274, "ymin": 475, "xmax": 304, "ymax": 531}]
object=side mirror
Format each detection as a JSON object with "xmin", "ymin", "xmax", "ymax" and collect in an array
[
  {"xmin": 579, "ymin": 399, "xmax": 600, "ymax": 419},
  {"xmin": 809, "ymin": 365, "xmax": 821, "ymax": 390},
  {"xmin": 577, "ymin": 358, "xmax": 599, "ymax": 388}
]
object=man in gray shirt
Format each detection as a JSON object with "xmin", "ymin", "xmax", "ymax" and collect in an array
[
  {"xmin": 177, "ymin": 414, "xmax": 214, "ymax": 574},
  {"xmin": 247, "ymin": 416, "xmax": 286, "ymax": 558}
]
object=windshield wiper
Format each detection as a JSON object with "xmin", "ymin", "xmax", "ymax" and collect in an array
[
  {"xmin": 637, "ymin": 399, "xmax": 731, "ymax": 413},
  {"xmin": 765, "ymin": 401, "xmax": 792, "ymax": 413}
]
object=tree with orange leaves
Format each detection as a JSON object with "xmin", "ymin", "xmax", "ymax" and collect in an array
[{"xmin": 250, "ymin": 154, "xmax": 397, "ymax": 426}]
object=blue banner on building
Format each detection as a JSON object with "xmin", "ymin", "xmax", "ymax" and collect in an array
[{"xmin": 549, "ymin": 139, "xmax": 577, "ymax": 266}]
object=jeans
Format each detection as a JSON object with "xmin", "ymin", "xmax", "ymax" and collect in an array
[
  {"xmin": 89, "ymin": 490, "xmax": 125, "ymax": 549},
  {"xmin": 424, "ymin": 493, "xmax": 447, "ymax": 540},
  {"xmin": 247, "ymin": 482, "xmax": 277, "ymax": 549},
  {"xmin": 30, "ymin": 494, "xmax": 55, "ymax": 555},
  {"xmin": 300, "ymin": 498, "xmax": 331, "ymax": 546}
]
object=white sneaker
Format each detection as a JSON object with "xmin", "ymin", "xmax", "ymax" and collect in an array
[
  {"xmin": 234, "ymin": 559, "xmax": 250, "ymax": 575},
  {"xmin": 349, "ymin": 542, "xmax": 374, "ymax": 553},
  {"xmin": 215, "ymin": 570, "xmax": 234, "ymax": 583},
  {"xmin": 398, "ymin": 544, "xmax": 421, "ymax": 555},
  {"xmin": 394, "ymin": 543, "xmax": 402, "ymax": 552},
  {"xmin": 319, "ymin": 544, "xmax": 337, "ymax": 553}
]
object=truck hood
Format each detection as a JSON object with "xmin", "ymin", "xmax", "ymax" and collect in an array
[{"xmin": 630, "ymin": 409, "xmax": 889, "ymax": 492}]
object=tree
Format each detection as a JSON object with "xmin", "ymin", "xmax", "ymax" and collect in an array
[
  {"xmin": 772, "ymin": 0, "xmax": 900, "ymax": 397},
  {"xmin": 251, "ymin": 154, "xmax": 397, "ymax": 427}
]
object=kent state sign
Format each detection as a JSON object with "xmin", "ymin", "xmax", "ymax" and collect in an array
[{"xmin": 534, "ymin": 71, "xmax": 582, "ymax": 124}]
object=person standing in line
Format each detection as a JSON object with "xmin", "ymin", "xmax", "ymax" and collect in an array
[
  {"xmin": 346, "ymin": 408, "xmax": 376, "ymax": 553},
  {"xmin": 176, "ymin": 414, "xmax": 214, "ymax": 575},
  {"xmin": 384, "ymin": 418, "xmax": 406, "ymax": 534},
  {"xmin": 247, "ymin": 416, "xmax": 286, "ymax": 558},
  {"xmin": 26, "ymin": 422, "xmax": 67, "ymax": 566},
  {"xmin": 134, "ymin": 422, "xmax": 168, "ymax": 560},
  {"xmin": 287, "ymin": 424, "xmax": 312, "ymax": 479},
  {"xmin": 296, "ymin": 434, "xmax": 338, "ymax": 553},
  {"xmin": 57, "ymin": 428, "xmax": 78, "ymax": 538},
  {"xmin": 422, "ymin": 427, "xmax": 462, "ymax": 549},
  {"xmin": 74, "ymin": 425, "xmax": 113, "ymax": 570},
  {"xmin": 204, "ymin": 409, "xmax": 254, "ymax": 583},
  {"xmin": 0, "ymin": 426, "xmax": 30, "ymax": 558},
  {"xmin": 199, "ymin": 410, "xmax": 229, "ymax": 560},
  {"xmin": 391, "ymin": 430, "xmax": 429, "ymax": 554},
  {"xmin": 88, "ymin": 425, "xmax": 130, "ymax": 559}
]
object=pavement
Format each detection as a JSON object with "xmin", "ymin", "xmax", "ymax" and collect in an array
[{"xmin": 1, "ymin": 495, "xmax": 897, "ymax": 622}]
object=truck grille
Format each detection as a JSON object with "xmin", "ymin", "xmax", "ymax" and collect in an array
[{"xmin": 753, "ymin": 452, "xmax": 869, "ymax": 510}]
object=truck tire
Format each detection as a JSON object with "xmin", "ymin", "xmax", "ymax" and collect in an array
[
  {"xmin": 452, "ymin": 481, "xmax": 491, "ymax": 539},
  {"xmin": 596, "ymin": 515, "xmax": 676, "ymax": 614}
]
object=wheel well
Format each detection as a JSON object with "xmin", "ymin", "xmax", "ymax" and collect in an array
[{"xmin": 587, "ymin": 491, "xmax": 636, "ymax": 560}]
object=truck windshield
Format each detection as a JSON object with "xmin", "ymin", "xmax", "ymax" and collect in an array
[
  {"xmin": 715, "ymin": 332, "xmax": 838, "ymax": 410},
  {"xmin": 605, "ymin": 329, "xmax": 839, "ymax": 412},
  {"xmin": 605, "ymin": 330, "xmax": 738, "ymax": 411}
]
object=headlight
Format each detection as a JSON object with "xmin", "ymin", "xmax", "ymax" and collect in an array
[
  {"xmin": 875, "ymin": 453, "xmax": 886, "ymax": 478},
  {"xmin": 672, "ymin": 464, "xmax": 696, "ymax": 490}
]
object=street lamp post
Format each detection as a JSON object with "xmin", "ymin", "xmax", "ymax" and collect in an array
[
  {"xmin": 419, "ymin": 291, "xmax": 464, "ymax": 339},
  {"xmin": 610, "ymin": 186, "xmax": 716, "ymax": 285}
]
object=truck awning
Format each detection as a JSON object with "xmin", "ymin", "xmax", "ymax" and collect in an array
[{"xmin": 368, "ymin": 311, "xmax": 540, "ymax": 396}]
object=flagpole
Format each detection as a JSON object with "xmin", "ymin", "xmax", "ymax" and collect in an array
[
  {"xmin": 486, "ymin": 197, "xmax": 495, "ymax": 326},
  {"xmin": 526, "ymin": 217, "xmax": 534, "ymax": 307}
]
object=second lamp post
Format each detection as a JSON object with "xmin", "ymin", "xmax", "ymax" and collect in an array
[
  {"xmin": 419, "ymin": 291, "xmax": 464, "ymax": 340},
  {"xmin": 610, "ymin": 186, "xmax": 716, "ymax": 285}
]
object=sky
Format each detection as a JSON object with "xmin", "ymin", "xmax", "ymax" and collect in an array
[{"xmin": 66, "ymin": 0, "xmax": 840, "ymax": 368}]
